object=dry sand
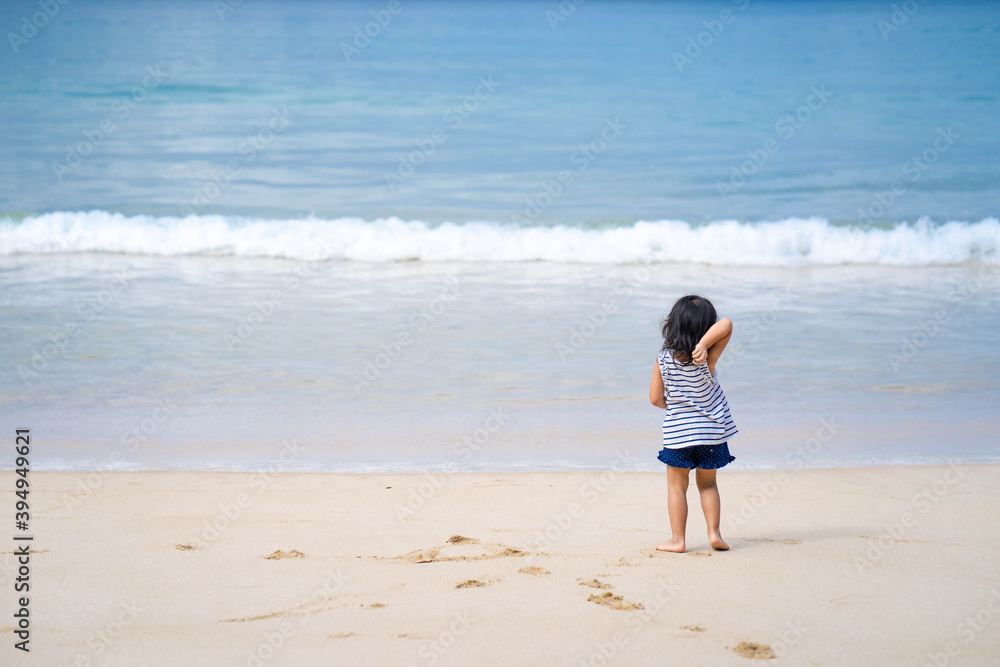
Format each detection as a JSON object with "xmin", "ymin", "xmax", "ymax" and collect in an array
[{"xmin": 1, "ymin": 464, "xmax": 998, "ymax": 666}]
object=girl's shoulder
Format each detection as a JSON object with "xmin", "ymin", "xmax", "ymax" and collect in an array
[
  {"xmin": 659, "ymin": 348, "xmax": 690, "ymax": 365},
  {"xmin": 657, "ymin": 348, "xmax": 682, "ymax": 371}
]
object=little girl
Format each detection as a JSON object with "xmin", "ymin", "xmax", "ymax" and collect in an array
[{"xmin": 648, "ymin": 294, "xmax": 737, "ymax": 553}]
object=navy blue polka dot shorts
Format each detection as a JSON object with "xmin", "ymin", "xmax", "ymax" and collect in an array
[{"xmin": 657, "ymin": 442, "xmax": 735, "ymax": 470}]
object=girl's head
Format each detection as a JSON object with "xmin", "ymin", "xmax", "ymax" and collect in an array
[{"xmin": 660, "ymin": 295, "xmax": 718, "ymax": 361}]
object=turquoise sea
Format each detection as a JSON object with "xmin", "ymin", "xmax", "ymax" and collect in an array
[{"xmin": 1, "ymin": 0, "xmax": 998, "ymax": 471}]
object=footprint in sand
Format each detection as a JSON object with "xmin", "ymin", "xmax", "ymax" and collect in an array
[
  {"xmin": 519, "ymin": 566, "xmax": 549, "ymax": 576},
  {"xmin": 175, "ymin": 544, "xmax": 198, "ymax": 550},
  {"xmin": 587, "ymin": 592, "xmax": 643, "ymax": 611},
  {"xmin": 402, "ymin": 544, "xmax": 527, "ymax": 564},
  {"xmin": 499, "ymin": 547, "xmax": 527, "ymax": 557},
  {"xmin": 680, "ymin": 625, "xmax": 707, "ymax": 632},
  {"xmin": 329, "ymin": 632, "xmax": 356, "ymax": 639},
  {"xmin": 732, "ymin": 641, "xmax": 774, "ymax": 659},
  {"xmin": 614, "ymin": 556, "xmax": 642, "ymax": 566},
  {"xmin": 456, "ymin": 580, "xmax": 488, "ymax": 589},
  {"xmin": 446, "ymin": 535, "xmax": 479, "ymax": 545},
  {"xmin": 744, "ymin": 538, "xmax": 801, "ymax": 545},
  {"xmin": 265, "ymin": 550, "xmax": 306, "ymax": 560},
  {"xmin": 361, "ymin": 603, "xmax": 387, "ymax": 608},
  {"xmin": 404, "ymin": 548, "xmax": 441, "ymax": 563},
  {"xmin": 578, "ymin": 578, "xmax": 612, "ymax": 590}
]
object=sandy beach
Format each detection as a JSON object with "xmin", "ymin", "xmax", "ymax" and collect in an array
[
  {"xmin": 5, "ymin": 2, "xmax": 1000, "ymax": 665},
  {"xmin": 1, "ymin": 464, "xmax": 997, "ymax": 665}
]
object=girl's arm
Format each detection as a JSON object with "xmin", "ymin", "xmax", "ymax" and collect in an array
[
  {"xmin": 649, "ymin": 360, "xmax": 667, "ymax": 408},
  {"xmin": 691, "ymin": 317, "xmax": 733, "ymax": 374}
]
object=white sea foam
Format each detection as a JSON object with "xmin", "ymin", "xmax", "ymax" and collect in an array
[{"xmin": 1, "ymin": 210, "xmax": 997, "ymax": 266}]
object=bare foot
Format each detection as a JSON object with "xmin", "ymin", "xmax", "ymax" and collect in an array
[
  {"xmin": 708, "ymin": 534, "xmax": 729, "ymax": 551},
  {"xmin": 656, "ymin": 539, "xmax": 685, "ymax": 553}
]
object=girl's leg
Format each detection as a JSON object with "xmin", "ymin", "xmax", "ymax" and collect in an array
[
  {"xmin": 696, "ymin": 467, "xmax": 729, "ymax": 550},
  {"xmin": 656, "ymin": 465, "xmax": 690, "ymax": 552}
]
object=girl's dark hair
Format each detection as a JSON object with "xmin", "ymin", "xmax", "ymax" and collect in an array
[{"xmin": 660, "ymin": 295, "xmax": 718, "ymax": 362}]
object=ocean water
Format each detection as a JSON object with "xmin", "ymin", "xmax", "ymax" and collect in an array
[{"xmin": 1, "ymin": 0, "xmax": 998, "ymax": 472}]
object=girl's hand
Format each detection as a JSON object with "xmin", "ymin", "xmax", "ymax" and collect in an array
[
  {"xmin": 697, "ymin": 317, "xmax": 733, "ymax": 374},
  {"xmin": 692, "ymin": 343, "xmax": 708, "ymax": 365}
]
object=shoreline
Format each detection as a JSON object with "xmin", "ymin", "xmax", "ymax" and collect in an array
[
  {"xmin": 13, "ymin": 455, "xmax": 1000, "ymax": 475},
  {"xmin": 2, "ymin": 464, "xmax": 998, "ymax": 664}
]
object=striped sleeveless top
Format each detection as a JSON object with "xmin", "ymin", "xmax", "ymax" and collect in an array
[{"xmin": 657, "ymin": 349, "xmax": 738, "ymax": 449}]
